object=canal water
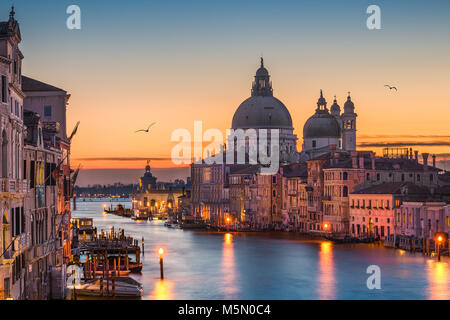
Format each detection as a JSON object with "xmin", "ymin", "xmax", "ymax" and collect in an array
[{"xmin": 72, "ymin": 198, "xmax": 450, "ymax": 300}]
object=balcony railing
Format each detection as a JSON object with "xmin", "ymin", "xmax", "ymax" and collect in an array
[{"xmin": 0, "ymin": 178, "xmax": 29, "ymax": 194}]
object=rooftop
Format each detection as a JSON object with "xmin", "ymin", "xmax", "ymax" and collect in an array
[{"xmin": 22, "ymin": 76, "xmax": 66, "ymax": 93}]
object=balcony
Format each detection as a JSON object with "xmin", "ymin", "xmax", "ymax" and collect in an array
[{"xmin": 0, "ymin": 178, "xmax": 29, "ymax": 195}]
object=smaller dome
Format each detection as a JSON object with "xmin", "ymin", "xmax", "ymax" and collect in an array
[
  {"xmin": 303, "ymin": 113, "xmax": 341, "ymax": 138},
  {"xmin": 344, "ymin": 94, "xmax": 355, "ymax": 113},
  {"xmin": 330, "ymin": 97, "xmax": 341, "ymax": 115}
]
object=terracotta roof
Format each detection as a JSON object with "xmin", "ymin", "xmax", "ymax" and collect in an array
[
  {"xmin": 351, "ymin": 182, "xmax": 430, "ymax": 195},
  {"xmin": 22, "ymin": 76, "xmax": 66, "ymax": 92},
  {"xmin": 229, "ymin": 164, "xmax": 260, "ymax": 175},
  {"xmin": 282, "ymin": 163, "xmax": 308, "ymax": 178}
]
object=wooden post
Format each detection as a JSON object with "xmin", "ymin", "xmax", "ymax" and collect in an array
[
  {"xmin": 118, "ymin": 250, "xmax": 121, "ymax": 274},
  {"xmin": 142, "ymin": 237, "xmax": 145, "ymax": 256},
  {"xmin": 72, "ymin": 268, "xmax": 76, "ymax": 300},
  {"xmin": 126, "ymin": 249, "xmax": 129, "ymax": 271},
  {"xmin": 112, "ymin": 259, "xmax": 116, "ymax": 297},
  {"xmin": 105, "ymin": 251, "xmax": 109, "ymax": 296}
]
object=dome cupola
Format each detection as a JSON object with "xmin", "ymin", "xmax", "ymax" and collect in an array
[
  {"xmin": 330, "ymin": 96, "xmax": 341, "ymax": 116},
  {"xmin": 344, "ymin": 92, "xmax": 355, "ymax": 113}
]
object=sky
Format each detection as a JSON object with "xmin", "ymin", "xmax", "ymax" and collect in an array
[{"xmin": 4, "ymin": 0, "xmax": 450, "ymax": 185}]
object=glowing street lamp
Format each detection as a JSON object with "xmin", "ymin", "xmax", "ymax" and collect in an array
[
  {"xmin": 437, "ymin": 235, "xmax": 443, "ymax": 261},
  {"xmin": 159, "ymin": 248, "xmax": 164, "ymax": 279},
  {"xmin": 323, "ymin": 223, "xmax": 329, "ymax": 231}
]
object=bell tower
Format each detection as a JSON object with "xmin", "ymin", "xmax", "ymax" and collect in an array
[{"xmin": 342, "ymin": 93, "xmax": 357, "ymax": 151}]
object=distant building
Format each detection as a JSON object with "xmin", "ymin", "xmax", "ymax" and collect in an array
[{"xmin": 132, "ymin": 164, "xmax": 183, "ymax": 216}]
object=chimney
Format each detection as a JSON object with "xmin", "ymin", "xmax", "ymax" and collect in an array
[
  {"xmin": 422, "ymin": 153, "xmax": 429, "ymax": 171},
  {"xmin": 432, "ymin": 155, "xmax": 436, "ymax": 168},
  {"xmin": 351, "ymin": 151, "xmax": 358, "ymax": 169},
  {"xmin": 409, "ymin": 148, "xmax": 413, "ymax": 160},
  {"xmin": 414, "ymin": 150, "xmax": 419, "ymax": 162},
  {"xmin": 371, "ymin": 152, "xmax": 376, "ymax": 170}
]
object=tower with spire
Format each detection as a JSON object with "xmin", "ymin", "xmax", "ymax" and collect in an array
[{"xmin": 341, "ymin": 93, "xmax": 357, "ymax": 151}]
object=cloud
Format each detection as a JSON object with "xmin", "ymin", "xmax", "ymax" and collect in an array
[
  {"xmin": 358, "ymin": 141, "xmax": 450, "ymax": 148},
  {"xmin": 72, "ymin": 157, "xmax": 189, "ymax": 161},
  {"xmin": 358, "ymin": 135, "xmax": 450, "ymax": 139}
]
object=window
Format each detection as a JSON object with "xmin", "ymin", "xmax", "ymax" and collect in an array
[
  {"xmin": 312, "ymin": 140, "xmax": 317, "ymax": 148},
  {"xmin": 44, "ymin": 105, "xmax": 52, "ymax": 117},
  {"xmin": 377, "ymin": 173, "xmax": 380, "ymax": 181},
  {"xmin": 343, "ymin": 172, "xmax": 348, "ymax": 180},
  {"xmin": 1, "ymin": 75, "xmax": 6, "ymax": 103},
  {"xmin": 417, "ymin": 174, "xmax": 421, "ymax": 182},
  {"xmin": 401, "ymin": 174, "xmax": 405, "ymax": 182},
  {"xmin": 343, "ymin": 186, "xmax": 348, "ymax": 197},
  {"xmin": 430, "ymin": 174, "xmax": 434, "ymax": 182}
]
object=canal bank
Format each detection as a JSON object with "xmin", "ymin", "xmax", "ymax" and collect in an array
[{"xmin": 72, "ymin": 198, "xmax": 450, "ymax": 300}]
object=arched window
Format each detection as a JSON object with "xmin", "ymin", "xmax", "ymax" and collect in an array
[{"xmin": 343, "ymin": 186, "xmax": 348, "ymax": 197}]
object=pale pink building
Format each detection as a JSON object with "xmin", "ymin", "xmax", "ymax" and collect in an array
[{"xmin": 349, "ymin": 182, "xmax": 430, "ymax": 240}]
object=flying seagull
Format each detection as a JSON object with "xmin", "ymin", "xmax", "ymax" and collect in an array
[
  {"xmin": 135, "ymin": 122, "xmax": 156, "ymax": 133},
  {"xmin": 384, "ymin": 85, "xmax": 397, "ymax": 91}
]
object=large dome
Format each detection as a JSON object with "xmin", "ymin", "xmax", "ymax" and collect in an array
[
  {"xmin": 232, "ymin": 96, "xmax": 293, "ymax": 129},
  {"xmin": 232, "ymin": 58, "xmax": 293, "ymax": 130}
]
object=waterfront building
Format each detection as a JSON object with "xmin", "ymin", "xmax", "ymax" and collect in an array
[
  {"xmin": 22, "ymin": 110, "xmax": 66, "ymax": 299},
  {"xmin": 0, "ymin": 8, "xmax": 28, "ymax": 300},
  {"xmin": 228, "ymin": 165, "xmax": 274, "ymax": 229},
  {"xmin": 349, "ymin": 182, "xmax": 430, "ymax": 240},
  {"xmin": 281, "ymin": 163, "xmax": 308, "ymax": 231},
  {"xmin": 132, "ymin": 163, "xmax": 184, "ymax": 217},
  {"xmin": 394, "ymin": 202, "xmax": 450, "ymax": 248},
  {"xmin": 22, "ymin": 76, "xmax": 73, "ymax": 268},
  {"xmin": 0, "ymin": 9, "xmax": 72, "ymax": 300},
  {"xmin": 190, "ymin": 162, "xmax": 229, "ymax": 225}
]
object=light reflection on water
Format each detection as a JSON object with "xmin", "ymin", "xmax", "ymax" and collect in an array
[
  {"xmin": 72, "ymin": 199, "xmax": 450, "ymax": 300},
  {"xmin": 318, "ymin": 242, "xmax": 335, "ymax": 300}
]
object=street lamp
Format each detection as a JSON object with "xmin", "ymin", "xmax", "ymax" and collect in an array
[
  {"xmin": 159, "ymin": 248, "xmax": 164, "ymax": 279},
  {"xmin": 323, "ymin": 223, "xmax": 329, "ymax": 231},
  {"xmin": 437, "ymin": 236, "xmax": 443, "ymax": 262}
]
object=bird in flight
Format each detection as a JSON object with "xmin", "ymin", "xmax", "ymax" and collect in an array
[
  {"xmin": 135, "ymin": 122, "xmax": 156, "ymax": 133},
  {"xmin": 384, "ymin": 85, "xmax": 397, "ymax": 91}
]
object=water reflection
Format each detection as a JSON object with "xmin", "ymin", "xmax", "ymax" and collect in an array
[
  {"xmin": 222, "ymin": 233, "xmax": 238, "ymax": 298},
  {"xmin": 150, "ymin": 280, "xmax": 173, "ymax": 300},
  {"xmin": 427, "ymin": 260, "xmax": 449, "ymax": 300},
  {"xmin": 318, "ymin": 242, "xmax": 335, "ymax": 300}
]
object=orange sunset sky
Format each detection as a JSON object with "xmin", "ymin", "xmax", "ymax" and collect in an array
[{"xmin": 7, "ymin": 1, "xmax": 450, "ymax": 185}]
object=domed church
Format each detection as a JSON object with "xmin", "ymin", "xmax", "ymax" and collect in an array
[
  {"xmin": 302, "ymin": 90, "xmax": 357, "ymax": 159},
  {"xmin": 231, "ymin": 58, "xmax": 299, "ymax": 164}
]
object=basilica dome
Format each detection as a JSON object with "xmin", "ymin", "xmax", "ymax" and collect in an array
[
  {"xmin": 231, "ymin": 58, "xmax": 293, "ymax": 130},
  {"xmin": 232, "ymin": 96, "xmax": 293, "ymax": 129}
]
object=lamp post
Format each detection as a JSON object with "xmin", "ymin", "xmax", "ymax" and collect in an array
[
  {"xmin": 437, "ymin": 236, "xmax": 443, "ymax": 262},
  {"xmin": 159, "ymin": 248, "xmax": 164, "ymax": 279}
]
